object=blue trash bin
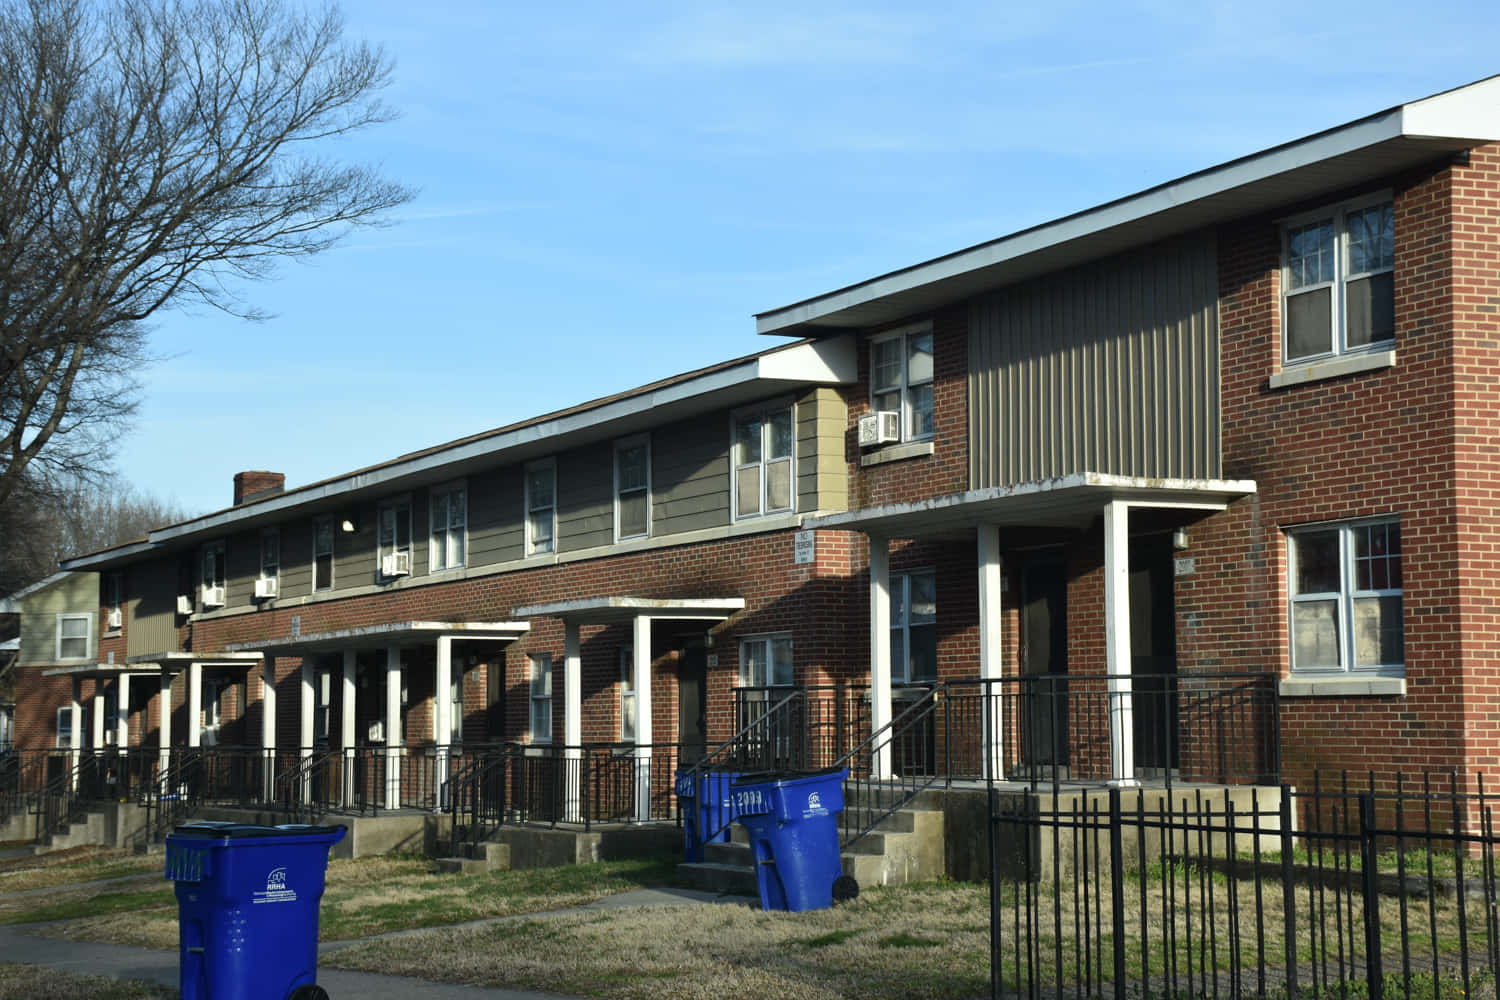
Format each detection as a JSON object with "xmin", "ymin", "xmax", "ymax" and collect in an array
[
  {"xmin": 732, "ymin": 768, "xmax": 853, "ymax": 912},
  {"xmin": 676, "ymin": 769, "xmax": 743, "ymax": 862},
  {"xmin": 165, "ymin": 821, "xmax": 347, "ymax": 1000}
]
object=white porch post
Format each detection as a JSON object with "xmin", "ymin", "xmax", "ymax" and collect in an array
[
  {"xmin": 869, "ymin": 534, "xmax": 892, "ymax": 780},
  {"xmin": 385, "ymin": 645, "xmax": 401, "ymax": 809},
  {"xmin": 187, "ymin": 661, "xmax": 203, "ymax": 749},
  {"xmin": 68, "ymin": 678, "xmax": 82, "ymax": 787},
  {"xmin": 158, "ymin": 671, "xmax": 173, "ymax": 787},
  {"xmin": 116, "ymin": 673, "xmax": 131, "ymax": 750},
  {"xmin": 632, "ymin": 614, "xmax": 653, "ymax": 822},
  {"xmin": 435, "ymin": 636, "xmax": 452, "ymax": 808},
  {"xmin": 1104, "ymin": 500, "xmax": 1138, "ymax": 786},
  {"xmin": 563, "ymin": 621, "xmax": 582, "ymax": 823},
  {"xmin": 341, "ymin": 650, "xmax": 356, "ymax": 807},
  {"xmin": 299, "ymin": 659, "xmax": 316, "ymax": 803},
  {"xmin": 260, "ymin": 657, "xmax": 277, "ymax": 801},
  {"xmin": 977, "ymin": 523, "xmax": 1005, "ymax": 781}
]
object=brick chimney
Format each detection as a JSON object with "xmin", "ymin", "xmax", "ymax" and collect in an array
[{"xmin": 234, "ymin": 471, "xmax": 285, "ymax": 506}]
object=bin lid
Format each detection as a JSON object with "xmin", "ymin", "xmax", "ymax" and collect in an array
[{"xmin": 169, "ymin": 821, "xmax": 346, "ymax": 840}]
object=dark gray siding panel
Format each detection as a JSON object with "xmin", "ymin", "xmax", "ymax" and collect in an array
[
  {"xmin": 225, "ymin": 530, "xmax": 259, "ymax": 607},
  {"xmin": 468, "ymin": 465, "xmax": 524, "ymax": 566},
  {"xmin": 280, "ymin": 521, "xmax": 312, "ymax": 598},
  {"xmin": 557, "ymin": 442, "xmax": 613, "ymax": 553},
  {"xmin": 334, "ymin": 500, "xmax": 377, "ymax": 588},
  {"xmin": 653, "ymin": 417, "xmax": 729, "ymax": 536},
  {"xmin": 126, "ymin": 558, "xmax": 179, "ymax": 657},
  {"xmin": 969, "ymin": 232, "xmax": 1220, "ymax": 487}
]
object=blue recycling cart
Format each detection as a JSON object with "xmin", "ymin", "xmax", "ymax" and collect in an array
[
  {"xmin": 675, "ymin": 768, "xmax": 743, "ymax": 862},
  {"xmin": 165, "ymin": 821, "xmax": 346, "ymax": 1000},
  {"xmin": 731, "ymin": 768, "xmax": 854, "ymax": 912}
]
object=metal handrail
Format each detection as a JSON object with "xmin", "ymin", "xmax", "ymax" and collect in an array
[{"xmin": 832, "ymin": 685, "xmax": 944, "ymax": 848}]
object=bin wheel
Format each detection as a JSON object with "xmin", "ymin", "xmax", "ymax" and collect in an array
[
  {"xmin": 288, "ymin": 986, "xmax": 330, "ymax": 1000},
  {"xmin": 832, "ymin": 875, "xmax": 859, "ymax": 903}
]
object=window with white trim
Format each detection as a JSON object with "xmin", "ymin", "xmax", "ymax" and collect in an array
[
  {"xmin": 378, "ymin": 497, "xmax": 412, "ymax": 578},
  {"xmin": 312, "ymin": 517, "xmax": 335, "ymax": 592},
  {"xmin": 1283, "ymin": 196, "xmax": 1394, "ymax": 364},
  {"xmin": 740, "ymin": 633, "xmax": 793, "ymax": 688},
  {"xmin": 429, "ymin": 483, "xmax": 467, "ymax": 571},
  {"xmin": 529, "ymin": 653, "xmax": 553, "ymax": 743},
  {"xmin": 55, "ymin": 706, "xmax": 89, "ymax": 748},
  {"xmin": 525, "ymin": 459, "xmax": 556, "ymax": 556},
  {"xmin": 614, "ymin": 435, "xmax": 651, "ymax": 541},
  {"xmin": 259, "ymin": 527, "xmax": 280, "ymax": 596},
  {"xmin": 200, "ymin": 540, "xmax": 226, "ymax": 609},
  {"xmin": 618, "ymin": 648, "xmax": 637, "ymax": 743},
  {"xmin": 871, "ymin": 324, "xmax": 934, "ymax": 442},
  {"xmin": 105, "ymin": 572, "xmax": 123, "ymax": 631},
  {"xmin": 891, "ymin": 570, "xmax": 937, "ymax": 684},
  {"xmin": 449, "ymin": 668, "xmax": 465, "ymax": 744},
  {"xmin": 733, "ymin": 402, "xmax": 795, "ymax": 520},
  {"xmin": 314, "ymin": 665, "xmax": 331, "ymax": 743},
  {"xmin": 1288, "ymin": 519, "xmax": 1403, "ymax": 675},
  {"xmin": 56, "ymin": 613, "xmax": 93, "ymax": 661}
]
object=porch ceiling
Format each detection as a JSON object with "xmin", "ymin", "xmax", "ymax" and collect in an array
[
  {"xmin": 802, "ymin": 472, "xmax": 1257, "ymax": 538},
  {"xmin": 512, "ymin": 596, "xmax": 745, "ymax": 626},
  {"xmin": 223, "ymin": 620, "xmax": 531, "ymax": 655}
]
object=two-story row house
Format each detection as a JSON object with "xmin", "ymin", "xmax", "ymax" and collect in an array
[{"xmin": 15, "ymin": 76, "xmax": 1500, "ymax": 850}]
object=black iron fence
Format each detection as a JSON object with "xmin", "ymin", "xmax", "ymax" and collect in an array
[{"xmin": 990, "ymin": 771, "xmax": 1500, "ymax": 1000}]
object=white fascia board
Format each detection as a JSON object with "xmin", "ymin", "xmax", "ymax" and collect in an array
[
  {"xmin": 60, "ymin": 539, "xmax": 155, "ymax": 572},
  {"xmin": 756, "ymin": 334, "xmax": 856, "ymax": 381},
  {"xmin": 514, "ymin": 596, "xmax": 746, "ymax": 618},
  {"xmin": 225, "ymin": 620, "xmax": 531, "ymax": 652},
  {"xmin": 1402, "ymin": 76, "xmax": 1500, "ymax": 141}
]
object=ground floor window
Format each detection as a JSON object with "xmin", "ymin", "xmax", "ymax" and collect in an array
[
  {"xmin": 529, "ymin": 653, "xmax": 552, "ymax": 743},
  {"xmin": 618, "ymin": 648, "xmax": 637, "ymax": 743},
  {"xmin": 740, "ymin": 633, "xmax": 793, "ymax": 687},
  {"xmin": 891, "ymin": 570, "xmax": 937, "ymax": 684},
  {"xmin": 1288, "ymin": 518, "xmax": 1403, "ymax": 674}
]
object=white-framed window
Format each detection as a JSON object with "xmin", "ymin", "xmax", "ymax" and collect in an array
[
  {"xmin": 55, "ymin": 705, "xmax": 89, "ymax": 748},
  {"xmin": 619, "ymin": 648, "xmax": 637, "ymax": 743},
  {"xmin": 529, "ymin": 653, "xmax": 553, "ymax": 743},
  {"xmin": 525, "ymin": 458, "xmax": 556, "ymax": 556},
  {"xmin": 105, "ymin": 572, "xmax": 123, "ymax": 631},
  {"xmin": 102, "ymin": 688, "xmax": 119, "ymax": 744},
  {"xmin": 200, "ymin": 540, "xmax": 226, "ymax": 608},
  {"xmin": 740, "ymin": 633, "xmax": 793, "ymax": 688},
  {"xmin": 312, "ymin": 517, "xmax": 335, "ymax": 592},
  {"xmin": 314, "ymin": 665, "xmax": 332, "ymax": 743},
  {"xmin": 429, "ymin": 483, "xmax": 467, "ymax": 572},
  {"xmin": 614, "ymin": 435, "xmax": 651, "ymax": 541},
  {"xmin": 378, "ymin": 496, "xmax": 412, "ymax": 578},
  {"xmin": 1288, "ymin": 518, "xmax": 1403, "ymax": 675},
  {"xmin": 891, "ymin": 570, "xmax": 937, "ymax": 684},
  {"xmin": 1282, "ymin": 195, "xmax": 1395, "ymax": 364},
  {"xmin": 733, "ymin": 401, "xmax": 795, "ymax": 520},
  {"xmin": 450, "ymin": 669, "xmax": 465, "ymax": 744},
  {"xmin": 871, "ymin": 323, "xmax": 935, "ymax": 442},
  {"xmin": 259, "ymin": 527, "xmax": 280, "ymax": 596},
  {"xmin": 56, "ymin": 612, "xmax": 93, "ymax": 661}
]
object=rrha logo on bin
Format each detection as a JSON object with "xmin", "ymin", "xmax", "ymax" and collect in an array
[
  {"xmin": 267, "ymin": 868, "xmax": 288, "ymax": 891},
  {"xmin": 253, "ymin": 867, "xmax": 297, "ymax": 905},
  {"xmin": 807, "ymin": 792, "xmax": 822, "ymax": 810}
]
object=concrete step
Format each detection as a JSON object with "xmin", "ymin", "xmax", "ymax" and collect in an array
[
  {"xmin": 434, "ymin": 840, "xmax": 510, "ymax": 875},
  {"xmin": 703, "ymin": 840, "xmax": 753, "ymax": 866},
  {"xmin": 677, "ymin": 860, "xmax": 758, "ymax": 896}
]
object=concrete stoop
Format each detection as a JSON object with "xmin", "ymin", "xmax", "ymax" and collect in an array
[
  {"xmin": 436, "ymin": 823, "xmax": 683, "ymax": 875},
  {"xmin": 433, "ymin": 841, "xmax": 512, "ymax": 876},
  {"xmin": 33, "ymin": 808, "xmax": 109, "ymax": 854}
]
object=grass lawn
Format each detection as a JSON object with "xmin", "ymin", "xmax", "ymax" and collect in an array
[{"xmin": 0, "ymin": 962, "xmax": 175, "ymax": 999}]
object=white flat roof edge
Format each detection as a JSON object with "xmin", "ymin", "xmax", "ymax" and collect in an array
[
  {"xmin": 514, "ymin": 596, "xmax": 747, "ymax": 618},
  {"xmin": 224, "ymin": 620, "xmax": 532, "ymax": 652}
]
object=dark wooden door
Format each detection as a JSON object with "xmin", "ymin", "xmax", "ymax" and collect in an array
[
  {"xmin": 1021, "ymin": 558, "xmax": 1069, "ymax": 768},
  {"xmin": 677, "ymin": 644, "xmax": 708, "ymax": 767}
]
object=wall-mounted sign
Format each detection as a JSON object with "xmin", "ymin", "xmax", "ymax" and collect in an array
[
  {"xmin": 1174, "ymin": 557, "xmax": 1195, "ymax": 577},
  {"xmin": 793, "ymin": 530, "xmax": 815, "ymax": 565}
]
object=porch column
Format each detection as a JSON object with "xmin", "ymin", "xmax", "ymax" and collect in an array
[
  {"xmin": 341, "ymin": 650, "xmax": 357, "ymax": 807},
  {"xmin": 116, "ymin": 673, "xmax": 131, "ymax": 749},
  {"xmin": 1104, "ymin": 500, "xmax": 1138, "ymax": 786},
  {"xmin": 435, "ymin": 636, "xmax": 452, "ymax": 808},
  {"xmin": 869, "ymin": 534, "xmax": 892, "ymax": 780},
  {"xmin": 187, "ymin": 661, "xmax": 203, "ymax": 748},
  {"xmin": 260, "ymin": 657, "xmax": 276, "ymax": 801},
  {"xmin": 632, "ymin": 614, "xmax": 653, "ymax": 822},
  {"xmin": 299, "ymin": 659, "xmax": 316, "ymax": 803},
  {"xmin": 385, "ymin": 645, "xmax": 401, "ymax": 809},
  {"xmin": 978, "ymin": 523, "xmax": 1005, "ymax": 780},
  {"xmin": 158, "ymin": 671, "xmax": 173, "ymax": 785},
  {"xmin": 68, "ymin": 677, "xmax": 82, "ymax": 787},
  {"xmin": 563, "ymin": 621, "xmax": 582, "ymax": 823},
  {"xmin": 91, "ymin": 681, "xmax": 106, "ymax": 750}
]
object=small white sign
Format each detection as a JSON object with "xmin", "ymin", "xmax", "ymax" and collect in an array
[
  {"xmin": 793, "ymin": 530, "xmax": 816, "ymax": 565},
  {"xmin": 1174, "ymin": 557, "xmax": 1195, "ymax": 577},
  {"xmin": 706, "ymin": 654, "xmax": 719, "ymax": 668}
]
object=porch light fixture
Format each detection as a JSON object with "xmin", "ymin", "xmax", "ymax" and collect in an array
[
  {"xmin": 1172, "ymin": 528, "xmax": 1190, "ymax": 551},
  {"xmin": 340, "ymin": 517, "xmax": 358, "ymax": 533}
]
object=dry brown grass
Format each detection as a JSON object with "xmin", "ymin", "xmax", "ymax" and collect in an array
[
  {"xmin": 0, "ymin": 962, "xmax": 175, "ymax": 999},
  {"xmin": 0, "ymin": 850, "xmax": 159, "ymax": 894}
]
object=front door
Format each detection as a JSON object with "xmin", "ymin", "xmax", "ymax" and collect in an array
[
  {"xmin": 677, "ymin": 643, "xmax": 708, "ymax": 767},
  {"xmin": 1021, "ymin": 557, "xmax": 1069, "ymax": 770},
  {"xmin": 1130, "ymin": 536, "xmax": 1179, "ymax": 774}
]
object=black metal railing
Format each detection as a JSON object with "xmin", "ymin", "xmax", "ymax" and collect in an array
[
  {"xmin": 833, "ymin": 685, "xmax": 944, "ymax": 848},
  {"xmin": 730, "ymin": 684, "xmax": 871, "ymax": 773},
  {"xmin": 990, "ymin": 770, "xmax": 1500, "ymax": 1000}
]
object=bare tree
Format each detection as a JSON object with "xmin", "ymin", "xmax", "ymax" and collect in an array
[{"xmin": 0, "ymin": 0, "xmax": 413, "ymax": 506}]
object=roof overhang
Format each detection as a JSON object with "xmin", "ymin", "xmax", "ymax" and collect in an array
[
  {"xmin": 756, "ymin": 76, "xmax": 1500, "ymax": 337},
  {"xmin": 42, "ymin": 664, "xmax": 161, "ymax": 678},
  {"xmin": 512, "ymin": 596, "xmax": 746, "ymax": 626},
  {"xmin": 225, "ymin": 620, "xmax": 531, "ymax": 655},
  {"xmin": 61, "ymin": 338, "xmax": 856, "ymax": 570},
  {"xmin": 802, "ymin": 473, "xmax": 1257, "ymax": 538},
  {"xmin": 117, "ymin": 651, "xmax": 265, "ymax": 673}
]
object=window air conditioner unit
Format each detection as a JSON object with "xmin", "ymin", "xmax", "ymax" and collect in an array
[
  {"xmin": 107, "ymin": 608, "xmax": 122, "ymax": 630},
  {"xmin": 201, "ymin": 585, "xmax": 225, "ymax": 608},
  {"xmin": 254, "ymin": 577, "xmax": 278, "ymax": 599},
  {"xmin": 176, "ymin": 595, "xmax": 193, "ymax": 616},
  {"xmin": 381, "ymin": 552, "xmax": 411, "ymax": 578},
  {"xmin": 857, "ymin": 411, "xmax": 902, "ymax": 448}
]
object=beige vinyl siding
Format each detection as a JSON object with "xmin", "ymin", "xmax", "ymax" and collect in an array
[
  {"xmin": 127, "ymin": 558, "xmax": 179, "ymax": 657},
  {"xmin": 797, "ymin": 387, "xmax": 848, "ymax": 513},
  {"xmin": 969, "ymin": 231, "xmax": 1220, "ymax": 487},
  {"xmin": 653, "ymin": 416, "xmax": 729, "ymax": 536},
  {"xmin": 467, "ymin": 465, "xmax": 524, "ymax": 566},
  {"xmin": 16, "ymin": 573, "xmax": 98, "ymax": 667},
  {"xmin": 280, "ymin": 520, "xmax": 313, "ymax": 597},
  {"xmin": 557, "ymin": 442, "xmax": 614, "ymax": 552}
]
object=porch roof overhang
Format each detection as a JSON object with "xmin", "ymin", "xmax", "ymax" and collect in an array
[
  {"xmin": 512, "ymin": 596, "xmax": 746, "ymax": 626},
  {"xmin": 802, "ymin": 472, "xmax": 1257, "ymax": 538},
  {"xmin": 41, "ymin": 663, "xmax": 168, "ymax": 678},
  {"xmin": 224, "ymin": 620, "xmax": 531, "ymax": 655}
]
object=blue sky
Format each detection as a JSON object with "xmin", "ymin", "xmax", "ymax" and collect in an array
[{"xmin": 118, "ymin": 0, "xmax": 1500, "ymax": 515}]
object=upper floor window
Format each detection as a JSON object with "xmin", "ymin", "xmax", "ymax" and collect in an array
[
  {"xmin": 378, "ymin": 496, "xmax": 412, "ymax": 578},
  {"xmin": 429, "ymin": 483, "xmax": 467, "ymax": 572},
  {"xmin": 200, "ymin": 540, "xmax": 226, "ymax": 609},
  {"xmin": 740, "ymin": 633, "xmax": 793, "ymax": 688},
  {"xmin": 312, "ymin": 517, "xmax": 335, "ymax": 592},
  {"xmin": 1283, "ymin": 197, "xmax": 1394, "ymax": 364},
  {"xmin": 733, "ymin": 402, "xmax": 795, "ymax": 520},
  {"xmin": 257, "ymin": 527, "xmax": 280, "ymax": 599},
  {"xmin": 525, "ymin": 459, "xmax": 556, "ymax": 556},
  {"xmin": 1288, "ymin": 518, "xmax": 1403, "ymax": 675},
  {"xmin": 56, "ymin": 612, "xmax": 93, "ymax": 661},
  {"xmin": 105, "ymin": 572, "xmax": 123, "ymax": 631},
  {"xmin": 871, "ymin": 324, "xmax": 934, "ymax": 442},
  {"xmin": 891, "ymin": 570, "xmax": 937, "ymax": 684},
  {"xmin": 529, "ymin": 653, "xmax": 553, "ymax": 743},
  {"xmin": 614, "ymin": 435, "xmax": 651, "ymax": 541}
]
